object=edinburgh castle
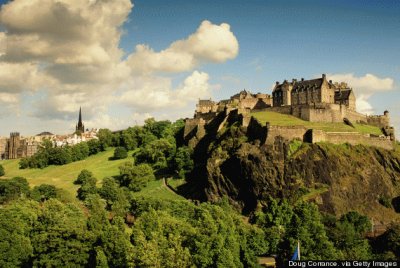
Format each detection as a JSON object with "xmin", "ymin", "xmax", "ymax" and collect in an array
[{"xmin": 184, "ymin": 74, "xmax": 395, "ymax": 150}]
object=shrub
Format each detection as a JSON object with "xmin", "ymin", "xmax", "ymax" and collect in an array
[
  {"xmin": 113, "ymin": 147, "xmax": 128, "ymax": 160},
  {"xmin": 0, "ymin": 164, "xmax": 4, "ymax": 176}
]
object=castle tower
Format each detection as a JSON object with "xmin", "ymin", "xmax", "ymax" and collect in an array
[
  {"xmin": 76, "ymin": 107, "xmax": 85, "ymax": 133},
  {"xmin": 7, "ymin": 132, "xmax": 21, "ymax": 159}
]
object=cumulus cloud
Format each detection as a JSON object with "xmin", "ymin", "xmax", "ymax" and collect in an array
[
  {"xmin": 0, "ymin": 0, "xmax": 238, "ymax": 132},
  {"xmin": 119, "ymin": 71, "xmax": 211, "ymax": 113},
  {"xmin": 328, "ymin": 73, "xmax": 395, "ymax": 114},
  {"xmin": 127, "ymin": 20, "xmax": 239, "ymax": 74}
]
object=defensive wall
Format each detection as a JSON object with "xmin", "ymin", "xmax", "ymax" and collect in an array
[{"xmin": 246, "ymin": 117, "xmax": 394, "ymax": 150}]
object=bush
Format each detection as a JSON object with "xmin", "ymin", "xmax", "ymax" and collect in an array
[
  {"xmin": 31, "ymin": 184, "xmax": 58, "ymax": 202},
  {"xmin": 0, "ymin": 164, "xmax": 4, "ymax": 176},
  {"xmin": 113, "ymin": 147, "xmax": 128, "ymax": 160}
]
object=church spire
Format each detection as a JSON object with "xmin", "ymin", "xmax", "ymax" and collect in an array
[
  {"xmin": 76, "ymin": 107, "xmax": 85, "ymax": 134},
  {"xmin": 78, "ymin": 106, "xmax": 82, "ymax": 124}
]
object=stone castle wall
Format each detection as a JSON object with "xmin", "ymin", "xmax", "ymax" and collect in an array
[
  {"xmin": 246, "ymin": 116, "xmax": 394, "ymax": 150},
  {"xmin": 265, "ymin": 125, "xmax": 309, "ymax": 144},
  {"xmin": 367, "ymin": 114, "xmax": 390, "ymax": 128},
  {"xmin": 313, "ymin": 131, "xmax": 393, "ymax": 151}
]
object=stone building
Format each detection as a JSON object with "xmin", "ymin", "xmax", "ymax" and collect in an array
[
  {"xmin": 272, "ymin": 74, "xmax": 355, "ymax": 110},
  {"xmin": 0, "ymin": 137, "xmax": 7, "ymax": 160},
  {"xmin": 195, "ymin": 90, "xmax": 272, "ymax": 120}
]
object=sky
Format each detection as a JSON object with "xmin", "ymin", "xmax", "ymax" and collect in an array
[{"xmin": 0, "ymin": 0, "xmax": 399, "ymax": 136}]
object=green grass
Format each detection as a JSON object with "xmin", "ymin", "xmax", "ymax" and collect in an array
[
  {"xmin": 0, "ymin": 149, "xmax": 134, "ymax": 194},
  {"xmin": 0, "ymin": 148, "xmax": 185, "ymax": 201},
  {"xmin": 167, "ymin": 178, "xmax": 187, "ymax": 191},
  {"xmin": 131, "ymin": 179, "xmax": 186, "ymax": 201},
  {"xmin": 251, "ymin": 111, "xmax": 383, "ymax": 135}
]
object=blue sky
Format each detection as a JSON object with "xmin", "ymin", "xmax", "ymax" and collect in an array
[{"xmin": 0, "ymin": 0, "xmax": 399, "ymax": 136}]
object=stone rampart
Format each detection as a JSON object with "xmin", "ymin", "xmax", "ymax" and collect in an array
[{"xmin": 265, "ymin": 125, "xmax": 308, "ymax": 144}]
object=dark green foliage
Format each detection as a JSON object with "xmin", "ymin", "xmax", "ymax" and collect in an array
[
  {"xmin": 99, "ymin": 177, "xmax": 129, "ymax": 216},
  {"xmin": 97, "ymin": 128, "xmax": 114, "ymax": 150},
  {"xmin": 130, "ymin": 200, "xmax": 265, "ymax": 267},
  {"xmin": 0, "ymin": 164, "xmax": 4, "ymax": 176},
  {"xmin": 30, "ymin": 199, "xmax": 93, "ymax": 267},
  {"xmin": 113, "ymin": 146, "xmax": 128, "ymax": 159},
  {"xmin": 252, "ymin": 198, "xmax": 340, "ymax": 261},
  {"xmin": 172, "ymin": 146, "xmax": 194, "ymax": 178},
  {"xmin": 118, "ymin": 162, "xmax": 155, "ymax": 191},
  {"xmin": 48, "ymin": 147, "xmax": 72, "ymax": 165},
  {"xmin": 87, "ymin": 139, "xmax": 102, "ymax": 155},
  {"xmin": 77, "ymin": 176, "xmax": 97, "ymax": 201},
  {"xmin": 20, "ymin": 139, "xmax": 101, "ymax": 169},
  {"xmin": 135, "ymin": 138, "xmax": 175, "ymax": 170},
  {"xmin": 322, "ymin": 211, "xmax": 373, "ymax": 259},
  {"xmin": 31, "ymin": 184, "xmax": 58, "ymax": 202},
  {"xmin": 70, "ymin": 142, "xmax": 89, "ymax": 161},
  {"xmin": 0, "ymin": 201, "xmax": 35, "ymax": 267},
  {"xmin": 144, "ymin": 118, "xmax": 173, "ymax": 139},
  {"xmin": 74, "ymin": 169, "xmax": 94, "ymax": 185},
  {"xmin": 0, "ymin": 177, "xmax": 30, "ymax": 203}
]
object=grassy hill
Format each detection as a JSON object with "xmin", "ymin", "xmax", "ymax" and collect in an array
[
  {"xmin": 0, "ymin": 149, "xmax": 130, "ymax": 193},
  {"xmin": 0, "ymin": 148, "xmax": 184, "ymax": 200},
  {"xmin": 251, "ymin": 111, "xmax": 383, "ymax": 135}
]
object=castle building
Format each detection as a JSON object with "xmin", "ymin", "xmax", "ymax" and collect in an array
[
  {"xmin": 76, "ymin": 107, "xmax": 85, "ymax": 133},
  {"xmin": 272, "ymin": 74, "xmax": 356, "ymax": 110},
  {"xmin": 185, "ymin": 74, "xmax": 395, "ymax": 150}
]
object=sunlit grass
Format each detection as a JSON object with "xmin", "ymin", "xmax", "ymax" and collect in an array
[{"xmin": 251, "ymin": 111, "xmax": 383, "ymax": 135}]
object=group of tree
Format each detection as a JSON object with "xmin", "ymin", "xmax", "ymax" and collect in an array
[
  {"xmin": 19, "ymin": 139, "xmax": 103, "ymax": 169},
  {"xmin": 0, "ymin": 175, "xmax": 266, "ymax": 267},
  {"xmin": 1, "ymin": 174, "xmax": 399, "ymax": 267},
  {"xmin": 18, "ymin": 118, "xmax": 193, "ymax": 180}
]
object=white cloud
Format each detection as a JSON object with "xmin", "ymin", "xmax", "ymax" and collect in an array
[
  {"xmin": 119, "ymin": 70, "xmax": 211, "ymax": 113},
  {"xmin": 127, "ymin": 20, "xmax": 239, "ymax": 74},
  {"xmin": 0, "ymin": 0, "xmax": 238, "ymax": 133},
  {"xmin": 328, "ymin": 73, "xmax": 395, "ymax": 114}
]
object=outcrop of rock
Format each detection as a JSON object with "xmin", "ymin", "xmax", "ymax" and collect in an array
[{"xmin": 182, "ymin": 116, "xmax": 400, "ymax": 224}]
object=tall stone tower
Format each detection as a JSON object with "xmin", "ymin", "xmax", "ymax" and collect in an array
[
  {"xmin": 76, "ymin": 107, "xmax": 85, "ymax": 133},
  {"xmin": 7, "ymin": 132, "xmax": 23, "ymax": 159}
]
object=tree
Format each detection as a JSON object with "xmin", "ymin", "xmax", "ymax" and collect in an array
[
  {"xmin": 87, "ymin": 139, "xmax": 102, "ymax": 155},
  {"xmin": 113, "ymin": 147, "xmax": 128, "ymax": 160},
  {"xmin": 135, "ymin": 138, "xmax": 175, "ymax": 170},
  {"xmin": 0, "ymin": 164, "xmax": 4, "ymax": 176},
  {"xmin": 74, "ymin": 169, "xmax": 94, "ymax": 185},
  {"xmin": 118, "ymin": 162, "xmax": 155, "ymax": 192},
  {"xmin": 172, "ymin": 146, "xmax": 194, "ymax": 178},
  {"xmin": 30, "ymin": 199, "xmax": 93, "ymax": 267},
  {"xmin": 0, "ymin": 177, "xmax": 30, "ymax": 204},
  {"xmin": 77, "ymin": 176, "xmax": 97, "ymax": 201},
  {"xmin": 0, "ymin": 201, "xmax": 35, "ymax": 267},
  {"xmin": 31, "ymin": 184, "xmax": 58, "ymax": 202},
  {"xmin": 97, "ymin": 128, "xmax": 114, "ymax": 150},
  {"xmin": 99, "ymin": 177, "xmax": 129, "ymax": 216}
]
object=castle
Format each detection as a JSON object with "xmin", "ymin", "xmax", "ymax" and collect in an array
[{"xmin": 184, "ymin": 74, "xmax": 395, "ymax": 150}]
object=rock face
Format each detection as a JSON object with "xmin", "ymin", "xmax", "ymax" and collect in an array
[{"xmin": 183, "ymin": 117, "xmax": 400, "ymax": 223}]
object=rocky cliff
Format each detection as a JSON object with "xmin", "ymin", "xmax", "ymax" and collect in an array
[{"xmin": 182, "ymin": 115, "xmax": 400, "ymax": 224}]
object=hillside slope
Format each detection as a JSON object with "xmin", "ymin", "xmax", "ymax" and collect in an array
[
  {"xmin": 183, "ymin": 117, "xmax": 400, "ymax": 224},
  {"xmin": 0, "ymin": 149, "xmax": 133, "ymax": 193}
]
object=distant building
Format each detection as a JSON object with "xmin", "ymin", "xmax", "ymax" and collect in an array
[{"xmin": 76, "ymin": 107, "xmax": 85, "ymax": 133}]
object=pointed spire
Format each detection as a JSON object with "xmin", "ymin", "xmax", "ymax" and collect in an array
[{"xmin": 78, "ymin": 106, "xmax": 82, "ymax": 124}]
